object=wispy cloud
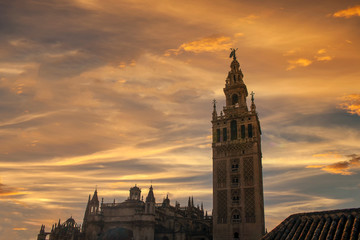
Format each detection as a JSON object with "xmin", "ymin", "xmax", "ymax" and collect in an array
[
  {"xmin": 164, "ymin": 36, "xmax": 232, "ymax": 56},
  {"xmin": 286, "ymin": 58, "xmax": 312, "ymax": 70},
  {"xmin": 333, "ymin": 5, "xmax": 360, "ymax": 18},
  {"xmin": 307, "ymin": 154, "xmax": 360, "ymax": 175},
  {"xmin": 0, "ymin": 182, "xmax": 27, "ymax": 199},
  {"xmin": 286, "ymin": 48, "xmax": 333, "ymax": 70},
  {"xmin": 312, "ymin": 151, "xmax": 342, "ymax": 159},
  {"xmin": 338, "ymin": 94, "xmax": 360, "ymax": 116}
]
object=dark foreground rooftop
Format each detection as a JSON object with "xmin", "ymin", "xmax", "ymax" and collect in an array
[{"xmin": 263, "ymin": 208, "xmax": 360, "ymax": 240}]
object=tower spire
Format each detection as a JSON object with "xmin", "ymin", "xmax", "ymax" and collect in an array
[
  {"xmin": 212, "ymin": 99, "xmax": 218, "ymax": 120},
  {"xmin": 251, "ymin": 91, "xmax": 256, "ymax": 112}
]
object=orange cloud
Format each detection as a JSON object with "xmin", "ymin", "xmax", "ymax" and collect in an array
[
  {"xmin": 307, "ymin": 155, "xmax": 360, "ymax": 175},
  {"xmin": 13, "ymin": 228, "xmax": 28, "ymax": 231},
  {"xmin": 287, "ymin": 58, "xmax": 312, "ymax": 70},
  {"xmin": 286, "ymin": 48, "xmax": 333, "ymax": 70},
  {"xmin": 338, "ymin": 94, "xmax": 360, "ymax": 116},
  {"xmin": 315, "ymin": 56, "xmax": 332, "ymax": 61},
  {"xmin": 312, "ymin": 152, "xmax": 342, "ymax": 159},
  {"xmin": 0, "ymin": 183, "xmax": 26, "ymax": 199},
  {"xmin": 333, "ymin": 5, "xmax": 360, "ymax": 18},
  {"xmin": 165, "ymin": 36, "xmax": 232, "ymax": 56}
]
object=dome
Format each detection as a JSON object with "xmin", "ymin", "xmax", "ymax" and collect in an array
[
  {"xmin": 130, "ymin": 185, "xmax": 140, "ymax": 192},
  {"xmin": 97, "ymin": 227, "xmax": 133, "ymax": 240},
  {"xmin": 66, "ymin": 217, "xmax": 75, "ymax": 224}
]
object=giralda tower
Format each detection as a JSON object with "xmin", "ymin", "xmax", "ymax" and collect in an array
[{"xmin": 212, "ymin": 50, "xmax": 265, "ymax": 240}]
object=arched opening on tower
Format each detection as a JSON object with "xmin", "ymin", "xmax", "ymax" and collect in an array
[
  {"xmin": 231, "ymin": 120, "xmax": 237, "ymax": 140},
  {"xmin": 232, "ymin": 209, "xmax": 241, "ymax": 223},
  {"xmin": 234, "ymin": 232, "xmax": 239, "ymax": 239},
  {"xmin": 232, "ymin": 94, "xmax": 239, "ymax": 105}
]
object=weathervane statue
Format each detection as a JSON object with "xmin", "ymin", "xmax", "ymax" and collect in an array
[{"xmin": 229, "ymin": 48, "xmax": 238, "ymax": 60}]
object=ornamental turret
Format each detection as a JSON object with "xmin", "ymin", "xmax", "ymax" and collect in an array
[{"xmin": 145, "ymin": 185, "xmax": 155, "ymax": 214}]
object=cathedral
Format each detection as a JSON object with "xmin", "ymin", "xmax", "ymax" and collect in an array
[
  {"xmin": 37, "ymin": 51, "xmax": 267, "ymax": 240},
  {"xmin": 37, "ymin": 185, "xmax": 212, "ymax": 240}
]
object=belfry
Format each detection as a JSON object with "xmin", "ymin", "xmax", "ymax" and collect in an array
[{"xmin": 212, "ymin": 49, "xmax": 265, "ymax": 240}]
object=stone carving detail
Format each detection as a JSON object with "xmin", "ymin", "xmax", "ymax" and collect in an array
[
  {"xmin": 245, "ymin": 188, "xmax": 255, "ymax": 223},
  {"xmin": 243, "ymin": 157, "xmax": 254, "ymax": 186},
  {"xmin": 217, "ymin": 190, "xmax": 227, "ymax": 224},
  {"xmin": 217, "ymin": 160, "xmax": 227, "ymax": 188},
  {"xmin": 215, "ymin": 142, "xmax": 253, "ymax": 155}
]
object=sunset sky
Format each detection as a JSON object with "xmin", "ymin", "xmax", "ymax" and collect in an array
[{"xmin": 1, "ymin": 0, "xmax": 360, "ymax": 239}]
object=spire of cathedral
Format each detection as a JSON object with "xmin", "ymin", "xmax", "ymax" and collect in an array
[
  {"xmin": 91, "ymin": 188, "xmax": 99, "ymax": 203},
  {"xmin": 212, "ymin": 99, "xmax": 218, "ymax": 120},
  {"xmin": 146, "ymin": 185, "xmax": 155, "ymax": 203}
]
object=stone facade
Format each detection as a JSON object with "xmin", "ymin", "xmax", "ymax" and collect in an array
[
  {"xmin": 211, "ymin": 54, "xmax": 265, "ymax": 240},
  {"xmin": 39, "ymin": 185, "xmax": 212, "ymax": 240},
  {"xmin": 83, "ymin": 185, "xmax": 212, "ymax": 240}
]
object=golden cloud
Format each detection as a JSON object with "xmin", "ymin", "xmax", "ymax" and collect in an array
[
  {"xmin": 312, "ymin": 152, "xmax": 342, "ymax": 159},
  {"xmin": 286, "ymin": 48, "xmax": 333, "ymax": 70},
  {"xmin": 286, "ymin": 58, "xmax": 312, "ymax": 70},
  {"xmin": 13, "ymin": 228, "xmax": 28, "ymax": 231},
  {"xmin": 338, "ymin": 94, "xmax": 360, "ymax": 116},
  {"xmin": 317, "ymin": 49, "xmax": 326, "ymax": 54},
  {"xmin": 333, "ymin": 5, "xmax": 360, "ymax": 18},
  {"xmin": 307, "ymin": 155, "xmax": 360, "ymax": 175},
  {"xmin": 0, "ymin": 183, "xmax": 26, "ymax": 199},
  {"xmin": 315, "ymin": 56, "xmax": 332, "ymax": 61},
  {"xmin": 165, "ymin": 36, "xmax": 232, "ymax": 56}
]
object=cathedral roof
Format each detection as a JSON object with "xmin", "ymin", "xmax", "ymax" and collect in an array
[{"xmin": 263, "ymin": 208, "xmax": 360, "ymax": 240}]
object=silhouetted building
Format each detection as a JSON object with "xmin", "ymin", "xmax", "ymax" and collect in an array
[
  {"xmin": 37, "ymin": 217, "xmax": 82, "ymax": 240},
  {"xmin": 38, "ymin": 185, "xmax": 212, "ymax": 240},
  {"xmin": 82, "ymin": 185, "xmax": 212, "ymax": 240}
]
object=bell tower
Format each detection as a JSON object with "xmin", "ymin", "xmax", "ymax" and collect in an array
[{"xmin": 212, "ymin": 49, "xmax": 265, "ymax": 240}]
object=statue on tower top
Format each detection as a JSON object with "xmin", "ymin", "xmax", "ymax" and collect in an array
[{"xmin": 229, "ymin": 48, "xmax": 238, "ymax": 60}]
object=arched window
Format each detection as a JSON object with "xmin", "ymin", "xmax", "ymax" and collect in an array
[
  {"xmin": 233, "ymin": 75, "xmax": 236, "ymax": 83},
  {"xmin": 216, "ymin": 129, "xmax": 221, "ymax": 142},
  {"xmin": 241, "ymin": 125, "xmax": 245, "ymax": 139},
  {"xmin": 234, "ymin": 232, "xmax": 239, "ymax": 239},
  {"xmin": 223, "ymin": 128, "xmax": 227, "ymax": 141},
  {"xmin": 232, "ymin": 94, "xmax": 239, "ymax": 105},
  {"xmin": 232, "ymin": 210, "xmax": 241, "ymax": 223},
  {"xmin": 231, "ymin": 120, "xmax": 237, "ymax": 140},
  {"xmin": 248, "ymin": 124, "xmax": 253, "ymax": 138}
]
